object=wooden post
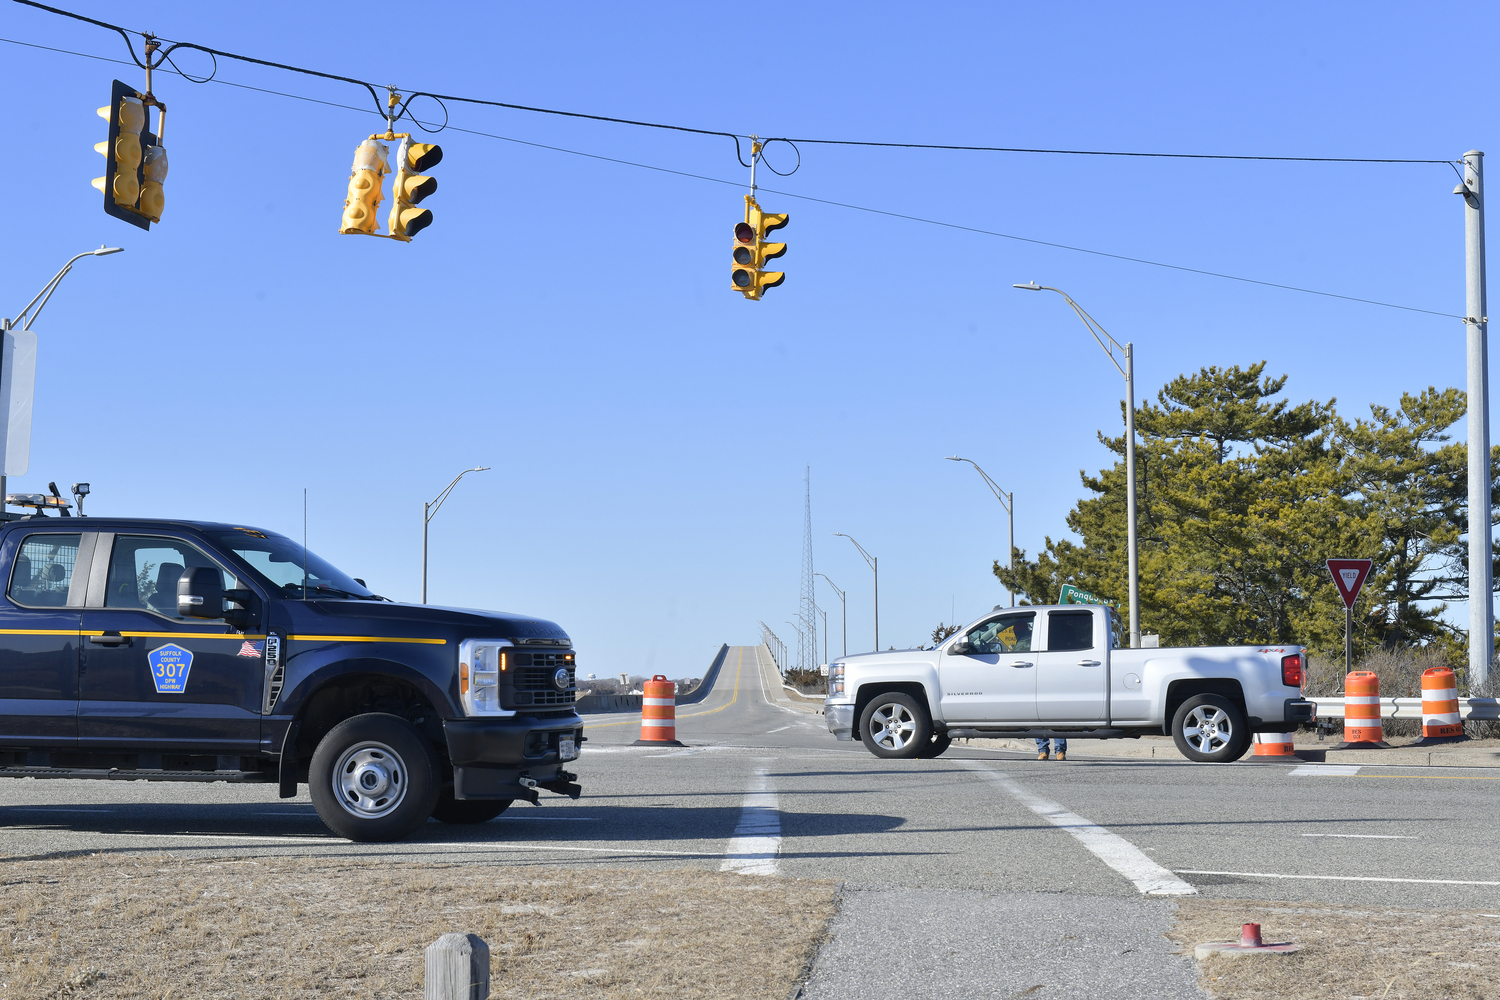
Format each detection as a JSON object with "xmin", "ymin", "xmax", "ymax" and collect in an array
[{"xmin": 425, "ymin": 932, "xmax": 490, "ymax": 1000}]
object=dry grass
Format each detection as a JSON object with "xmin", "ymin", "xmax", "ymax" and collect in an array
[
  {"xmin": 0, "ymin": 856, "xmax": 838, "ymax": 1000},
  {"xmin": 1167, "ymin": 898, "xmax": 1500, "ymax": 999}
]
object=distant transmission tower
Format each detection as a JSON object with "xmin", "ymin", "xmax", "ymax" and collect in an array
[{"xmin": 799, "ymin": 466, "xmax": 818, "ymax": 670}]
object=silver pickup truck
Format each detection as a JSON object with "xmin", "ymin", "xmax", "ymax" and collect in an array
[{"xmin": 823, "ymin": 604, "xmax": 1313, "ymax": 762}]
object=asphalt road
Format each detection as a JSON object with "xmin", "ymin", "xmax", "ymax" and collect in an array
[{"xmin": 3, "ymin": 644, "xmax": 1497, "ymax": 997}]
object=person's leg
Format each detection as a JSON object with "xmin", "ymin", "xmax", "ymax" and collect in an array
[
  {"xmin": 1035, "ymin": 737, "xmax": 1050, "ymax": 759},
  {"xmin": 1053, "ymin": 738, "xmax": 1068, "ymax": 759}
]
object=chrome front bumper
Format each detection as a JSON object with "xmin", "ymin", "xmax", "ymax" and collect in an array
[{"xmin": 825, "ymin": 702, "xmax": 854, "ymax": 740}]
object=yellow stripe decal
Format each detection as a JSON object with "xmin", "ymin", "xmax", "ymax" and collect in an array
[
  {"xmin": 115, "ymin": 632, "xmax": 268, "ymax": 640},
  {"xmin": 288, "ymin": 634, "xmax": 447, "ymax": 645},
  {"xmin": 0, "ymin": 629, "xmax": 83, "ymax": 636}
]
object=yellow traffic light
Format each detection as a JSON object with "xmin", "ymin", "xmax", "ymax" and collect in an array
[
  {"xmin": 92, "ymin": 80, "xmax": 159, "ymax": 231},
  {"xmin": 339, "ymin": 138, "xmax": 389, "ymax": 236},
  {"xmin": 387, "ymin": 139, "xmax": 442, "ymax": 241},
  {"xmin": 731, "ymin": 196, "xmax": 789, "ymax": 300}
]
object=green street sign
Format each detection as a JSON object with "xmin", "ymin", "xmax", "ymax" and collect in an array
[{"xmin": 1059, "ymin": 583, "xmax": 1118, "ymax": 609}]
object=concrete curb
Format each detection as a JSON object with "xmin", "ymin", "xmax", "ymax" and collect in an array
[{"xmin": 961, "ymin": 736, "xmax": 1500, "ymax": 768}]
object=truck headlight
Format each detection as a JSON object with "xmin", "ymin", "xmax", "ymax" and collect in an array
[
  {"xmin": 829, "ymin": 662, "xmax": 845, "ymax": 696},
  {"xmin": 459, "ymin": 639, "xmax": 515, "ymax": 716}
]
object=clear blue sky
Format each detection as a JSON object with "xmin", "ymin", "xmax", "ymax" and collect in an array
[{"xmin": 3, "ymin": 1, "xmax": 1495, "ymax": 677}]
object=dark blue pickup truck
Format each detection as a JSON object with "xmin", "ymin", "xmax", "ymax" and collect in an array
[{"xmin": 0, "ymin": 515, "xmax": 583, "ymax": 841}]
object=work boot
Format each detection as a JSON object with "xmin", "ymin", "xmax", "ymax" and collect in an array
[
  {"xmin": 1037, "ymin": 751, "xmax": 1049, "ymax": 760},
  {"xmin": 1056, "ymin": 750, "xmax": 1067, "ymax": 761}
]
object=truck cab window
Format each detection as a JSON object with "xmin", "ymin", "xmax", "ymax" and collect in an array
[
  {"xmin": 105, "ymin": 536, "xmax": 236, "ymax": 617},
  {"xmin": 8, "ymin": 534, "xmax": 82, "ymax": 607},
  {"xmin": 964, "ymin": 612, "xmax": 1035, "ymax": 654},
  {"xmin": 1047, "ymin": 610, "xmax": 1094, "ymax": 651}
]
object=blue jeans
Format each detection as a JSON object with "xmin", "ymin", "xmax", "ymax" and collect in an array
[{"xmin": 1035, "ymin": 738, "xmax": 1067, "ymax": 754}]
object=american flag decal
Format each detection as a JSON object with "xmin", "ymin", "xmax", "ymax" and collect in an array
[{"xmin": 237, "ymin": 641, "xmax": 264, "ymax": 658}]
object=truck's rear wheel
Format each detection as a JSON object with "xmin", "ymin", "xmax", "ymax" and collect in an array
[
  {"xmin": 431, "ymin": 793, "xmax": 512, "ymax": 825},
  {"xmin": 859, "ymin": 693, "xmax": 932, "ymax": 759},
  {"xmin": 1171, "ymin": 695, "xmax": 1250, "ymax": 763},
  {"xmin": 309, "ymin": 713, "xmax": 440, "ymax": 841}
]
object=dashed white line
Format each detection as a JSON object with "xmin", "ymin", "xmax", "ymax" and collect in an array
[
  {"xmin": 957, "ymin": 760, "xmax": 1195, "ymax": 896},
  {"xmin": 1301, "ymin": 833, "xmax": 1416, "ymax": 839},
  {"xmin": 720, "ymin": 765, "xmax": 781, "ymax": 876},
  {"xmin": 1289, "ymin": 764, "xmax": 1362, "ymax": 776}
]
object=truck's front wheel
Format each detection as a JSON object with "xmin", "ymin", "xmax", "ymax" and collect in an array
[
  {"xmin": 859, "ymin": 693, "xmax": 932, "ymax": 759},
  {"xmin": 309, "ymin": 713, "xmax": 441, "ymax": 841},
  {"xmin": 1170, "ymin": 695, "xmax": 1250, "ymax": 763}
]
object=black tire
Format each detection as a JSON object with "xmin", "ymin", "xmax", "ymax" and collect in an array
[
  {"xmin": 309, "ymin": 713, "xmax": 441, "ymax": 842},
  {"xmin": 916, "ymin": 733, "xmax": 953, "ymax": 759},
  {"xmin": 1170, "ymin": 694, "xmax": 1251, "ymax": 763},
  {"xmin": 859, "ymin": 692, "xmax": 933, "ymax": 759},
  {"xmin": 431, "ymin": 793, "xmax": 513, "ymax": 825}
]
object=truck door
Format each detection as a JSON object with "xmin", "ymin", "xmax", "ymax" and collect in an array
[
  {"xmin": 939, "ymin": 611, "xmax": 1038, "ymax": 722},
  {"xmin": 1035, "ymin": 608, "xmax": 1107, "ymax": 722},
  {"xmin": 77, "ymin": 533, "xmax": 262, "ymax": 756},
  {"xmin": 0, "ymin": 531, "xmax": 90, "ymax": 748}
]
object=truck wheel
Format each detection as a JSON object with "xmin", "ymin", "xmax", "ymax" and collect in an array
[
  {"xmin": 859, "ymin": 693, "xmax": 932, "ymax": 759},
  {"xmin": 916, "ymin": 733, "xmax": 953, "ymax": 759},
  {"xmin": 1171, "ymin": 695, "xmax": 1250, "ymax": 763},
  {"xmin": 309, "ymin": 713, "xmax": 441, "ymax": 842},
  {"xmin": 431, "ymin": 793, "xmax": 512, "ymax": 825}
]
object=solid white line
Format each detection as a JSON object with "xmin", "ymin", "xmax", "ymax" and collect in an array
[
  {"xmin": 720, "ymin": 765, "xmax": 781, "ymax": 876},
  {"xmin": 1289, "ymin": 764, "xmax": 1362, "ymax": 776},
  {"xmin": 1301, "ymin": 833, "xmax": 1416, "ymax": 839},
  {"xmin": 957, "ymin": 760, "xmax": 1195, "ymax": 896},
  {"xmin": 1175, "ymin": 869, "xmax": 1500, "ymax": 887},
  {"xmin": 766, "ymin": 725, "xmax": 794, "ymax": 734}
]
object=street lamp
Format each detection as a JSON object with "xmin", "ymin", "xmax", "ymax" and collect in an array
[
  {"xmin": 786, "ymin": 620, "xmax": 806, "ymax": 672},
  {"xmin": 814, "ymin": 602, "xmax": 828, "ymax": 665},
  {"xmin": 422, "ymin": 466, "xmax": 490, "ymax": 604},
  {"xmin": 832, "ymin": 533, "xmax": 878, "ymax": 650},
  {"xmin": 945, "ymin": 456, "xmax": 1015, "ymax": 607},
  {"xmin": 816, "ymin": 572, "xmax": 846, "ymax": 657},
  {"xmin": 1013, "ymin": 281, "xmax": 1140, "ymax": 648},
  {"xmin": 1, "ymin": 246, "xmax": 124, "ymax": 499}
]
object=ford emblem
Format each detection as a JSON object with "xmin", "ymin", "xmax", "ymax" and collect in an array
[{"xmin": 552, "ymin": 666, "xmax": 571, "ymax": 690}]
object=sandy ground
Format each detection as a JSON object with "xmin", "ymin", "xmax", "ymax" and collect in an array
[{"xmin": 0, "ymin": 857, "xmax": 838, "ymax": 999}]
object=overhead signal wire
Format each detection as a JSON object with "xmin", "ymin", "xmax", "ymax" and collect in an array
[{"xmin": 1, "ymin": 21, "xmax": 1463, "ymax": 320}]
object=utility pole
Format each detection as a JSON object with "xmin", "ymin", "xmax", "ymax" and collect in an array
[{"xmin": 1461, "ymin": 150, "xmax": 1492, "ymax": 692}]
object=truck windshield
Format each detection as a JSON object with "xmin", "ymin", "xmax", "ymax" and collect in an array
[{"xmin": 208, "ymin": 529, "xmax": 377, "ymax": 600}]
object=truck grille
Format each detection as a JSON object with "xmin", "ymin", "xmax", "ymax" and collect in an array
[{"xmin": 510, "ymin": 651, "xmax": 576, "ymax": 706}]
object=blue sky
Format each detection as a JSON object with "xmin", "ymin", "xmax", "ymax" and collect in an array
[{"xmin": 3, "ymin": 1, "xmax": 1494, "ymax": 677}]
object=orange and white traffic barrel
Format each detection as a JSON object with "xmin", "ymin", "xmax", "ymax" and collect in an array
[
  {"xmin": 1419, "ymin": 666, "xmax": 1464, "ymax": 740},
  {"xmin": 1252, "ymin": 732, "xmax": 1295, "ymax": 757},
  {"xmin": 1341, "ymin": 670, "xmax": 1386, "ymax": 746},
  {"xmin": 635, "ymin": 674, "xmax": 684, "ymax": 746}
]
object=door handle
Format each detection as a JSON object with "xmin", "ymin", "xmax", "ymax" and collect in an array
[
  {"xmin": 89, "ymin": 633, "xmax": 131, "ymax": 647},
  {"xmin": 1009, "ymin": 660, "xmax": 1033, "ymax": 668},
  {"xmin": 1077, "ymin": 659, "xmax": 1101, "ymax": 666}
]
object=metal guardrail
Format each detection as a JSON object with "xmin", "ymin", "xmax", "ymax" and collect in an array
[{"xmin": 1310, "ymin": 696, "xmax": 1500, "ymax": 720}]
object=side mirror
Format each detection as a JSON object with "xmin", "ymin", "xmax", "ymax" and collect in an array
[
  {"xmin": 177, "ymin": 566, "xmax": 224, "ymax": 619},
  {"xmin": 947, "ymin": 639, "xmax": 973, "ymax": 655}
]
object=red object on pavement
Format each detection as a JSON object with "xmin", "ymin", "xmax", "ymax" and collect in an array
[
  {"xmin": 1193, "ymin": 922, "xmax": 1302, "ymax": 959},
  {"xmin": 1326, "ymin": 559, "xmax": 1373, "ymax": 609}
]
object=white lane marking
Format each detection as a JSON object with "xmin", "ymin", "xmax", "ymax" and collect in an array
[
  {"xmin": 647, "ymin": 746, "xmax": 717, "ymax": 758},
  {"xmin": 766, "ymin": 725, "xmax": 794, "ymax": 734},
  {"xmin": 1289, "ymin": 764, "xmax": 1362, "ymax": 776},
  {"xmin": 1301, "ymin": 833, "xmax": 1416, "ymax": 840},
  {"xmin": 1175, "ymin": 869, "xmax": 1500, "ymax": 887},
  {"xmin": 957, "ymin": 760, "xmax": 1195, "ymax": 896},
  {"xmin": 755, "ymin": 645, "xmax": 813, "ymax": 717},
  {"xmin": 720, "ymin": 766, "xmax": 781, "ymax": 876}
]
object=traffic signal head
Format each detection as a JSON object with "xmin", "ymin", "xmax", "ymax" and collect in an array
[
  {"xmin": 731, "ymin": 197, "xmax": 789, "ymax": 300},
  {"xmin": 387, "ymin": 139, "xmax": 443, "ymax": 241},
  {"xmin": 339, "ymin": 138, "xmax": 389, "ymax": 236},
  {"xmin": 92, "ymin": 80, "xmax": 159, "ymax": 231}
]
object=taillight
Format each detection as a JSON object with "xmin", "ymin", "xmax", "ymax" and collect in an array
[{"xmin": 1281, "ymin": 653, "xmax": 1303, "ymax": 688}]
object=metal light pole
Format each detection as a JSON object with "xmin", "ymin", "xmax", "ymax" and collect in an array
[
  {"xmin": 422, "ymin": 466, "xmax": 490, "ymax": 604},
  {"xmin": 786, "ymin": 620, "xmax": 806, "ymax": 673},
  {"xmin": 816, "ymin": 572, "xmax": 847, "ymax": 656},
  {"xmin": 1014, "ymin": 282, "xmax": 1140, "ymax": 648},
  {"xmin": 0, "ymin": 246, "xmax": 124, "ymax": 501},
  {"xmin": 1459, "ymin": 151, "xmax": 1492, "ymax": 691},
  {"xmin": 815, "ymin": 603, "xmax": 828, "ymax": 665},
  {"xmin": 833, "ymin": 533, "xmax": 878, "ymax": 650},
  {"xmin": 946, "ymin": 455, "xmax": 1016, "ymax": 607}
]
